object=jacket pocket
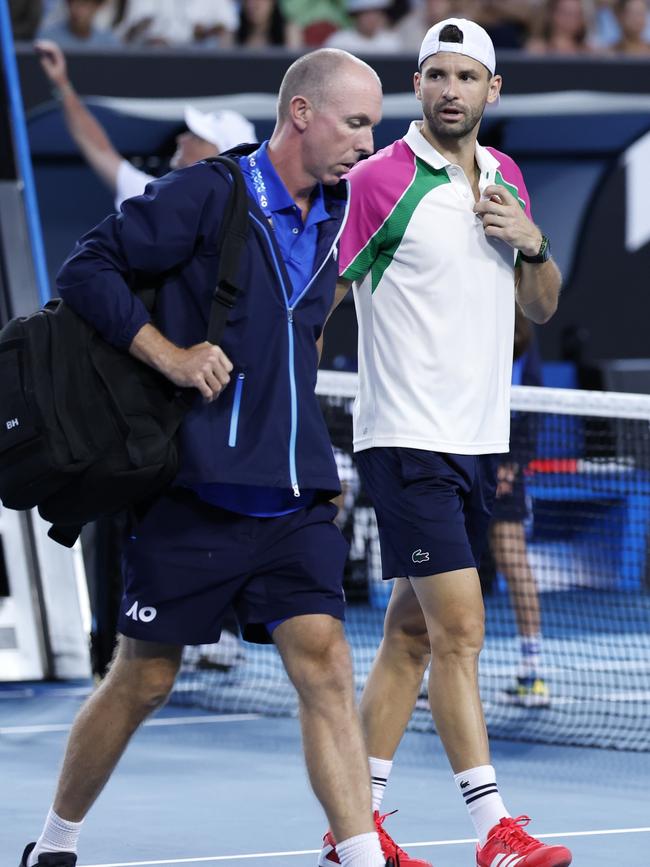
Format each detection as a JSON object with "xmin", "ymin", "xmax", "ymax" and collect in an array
[{"xmin": 228, "ymin": 372, "xmax": 246, "ymax": 447}]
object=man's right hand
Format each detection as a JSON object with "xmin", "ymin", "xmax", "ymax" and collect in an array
[
  {"xmin": 163, "ymin": 342, "xmax": 233, "ymax": 402},
  {"xmin": 130, "ymin": 325, "xmax": 233, "ymax": 402},
  {"xmin": 34, "ymin": 40, "xmax": 68, "ymax": 88}
]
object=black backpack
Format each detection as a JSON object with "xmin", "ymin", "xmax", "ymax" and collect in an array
[{"xmin": 0, "ymin": 156, "xmax": 249, "ymax": 547}]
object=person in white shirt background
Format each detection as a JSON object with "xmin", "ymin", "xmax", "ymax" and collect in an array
[
  {"xmin": 35, "ymin": 39, "xmax": 256, "ymax": 211},
  {"xmin": 325, "ymin": 0, "xmax": 402, "ymax": 54}
]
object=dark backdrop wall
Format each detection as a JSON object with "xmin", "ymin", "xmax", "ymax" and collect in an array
[{"xmin": 16, "ymin": 46, "xmax": 650, "ymax": 365}]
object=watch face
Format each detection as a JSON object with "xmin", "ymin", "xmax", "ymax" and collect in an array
[{"xmin": 539, "ymin": 235, "xmax": 550, "ymax": 260}]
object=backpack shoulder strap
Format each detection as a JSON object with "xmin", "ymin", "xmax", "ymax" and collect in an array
[
  {"xmin": 206, "ymin": 155, "xmax": 250, "ymax": 346},
  {"xmin": 136, "ymin": 156, "xmax": 249, "ymax": 344}
]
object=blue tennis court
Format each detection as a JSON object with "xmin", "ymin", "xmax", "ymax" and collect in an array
[{"xmin": 2, "ymin": 681, "xmax": 649, "ymax": 866}]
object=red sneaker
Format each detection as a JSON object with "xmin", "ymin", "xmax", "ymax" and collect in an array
[
  {"xmin": 318, "ymin": 810, "xmax": 433, "ymax": 866},
  {"xmin": 476, "ymin": 816, "xmax": 572, "ymax": 867}
]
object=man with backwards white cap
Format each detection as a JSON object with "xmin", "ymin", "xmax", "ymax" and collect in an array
[
  {"xmin": 320, "ymin": 18, "xmax": 569, "ymax": 867},
  {"xmin": 35, "ymin": 39, "xmax": 256, "ymax": 210}
]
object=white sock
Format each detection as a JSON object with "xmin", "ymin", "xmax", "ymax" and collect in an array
[
  {"xmin": 336, "ymin": 831, "xmax": 384, "ymax": 867},
  {"xmin": 454, "ymin": 764, "xmax": 510, "ymax": 845},
  {"xmin": 519, "ymin": 635, "xmax": 542, "ymax": 679},
  {"xmin": 368, "ymin": 755, "xmax": 393, "ymax": 813},
  {"xmin": 28, "ymin": 808, "xmax": 83, "ymax": 865}
]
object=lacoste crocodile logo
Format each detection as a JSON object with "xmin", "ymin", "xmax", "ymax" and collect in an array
[{"xmin": 411, "ymin": 548, "xmax": 430, "ymax": 564}]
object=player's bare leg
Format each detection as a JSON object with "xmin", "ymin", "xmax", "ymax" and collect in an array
[
  {"xmin": 408, "ymin": 567, "xmax": 489, "ymax": 771},
  {"xmin": 54, "ymin": 637, "xmax": 182, "ymax": 820},
  {"xmin": 361, "ymin": 570, "xmax": 488, "ymax": 772},
  {"xmin": 360, "ymin": 578, "xmax": 430, "ymax": 761}
]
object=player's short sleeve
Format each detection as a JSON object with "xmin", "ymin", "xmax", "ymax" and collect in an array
[
  {"xmin": 490, "ymin": 148, "xmax": 533, "ymax": 222},
  {"xmin": 339, "ymin": 164, "xmax": 387, "ymax": 282}
]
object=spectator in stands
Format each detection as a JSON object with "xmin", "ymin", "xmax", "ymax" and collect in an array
[
  {"xmin": 593, "ymin": 0, "xmax": 622, "ymax": 42},
  {"xmin": 280, "ymin": 0, "xmax": 349, "ymax": 46},
  {"xmin": 35, "ymin": 40, "xmax": 256, "ymax": 209},
  {"xmin": 590, "ymin": 0, "xmax": 650, "ymax": 45},
  {"xmin": 38, "ymin": 0, "xmax": 126, "ymax": 37},
  {"xmin": 325, "ymin": 0, "xmax": 402, "ymax": 53},
  {"xmin": 38, "ymin": 0, "xmax": 119, "ymax": 46},
  {"xmin": 458, "ymin": 0, "xmax": 539, "ymax": 49},
  {"xmin": 396, "ymin": 0, "xmax": 457, "ymax": 53},
  {"xmin": 117, "ymin": 0, "xmax": 238, "ymax": 47},
  {"xmin": 525, "ymin": 0, "xmax": 597, "ymax": 54},
  {"xmin": 10, "ymin": 0, "xmax": 43, "ymax": 40},
  {"xmin": 611, "ymin": 0, "xmax": 650, "ymax": 53},
  {"xmin": 236, "ymin": 0, "xmax": 303, "ymax": 49},
  {"xmin": 488, "ymin": 307, "xmax": 550, "ymax": 708}
]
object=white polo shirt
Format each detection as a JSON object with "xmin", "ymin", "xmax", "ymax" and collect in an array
[
  {"xmin": 339, "ymin": 121, "xmax": 533, "ymax": 456},
  {"xmin": 115, "ymin": 160, "xmax": 154, "ymax": 211}
]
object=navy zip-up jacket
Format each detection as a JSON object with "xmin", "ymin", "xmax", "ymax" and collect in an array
[{"xmin": 56, "ymin": 151, "xmax": 348, "ymax": 498}]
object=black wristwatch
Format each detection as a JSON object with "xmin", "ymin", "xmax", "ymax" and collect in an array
[{"xmin": 520, "ymin": 234, "xmax": 551, "ymax": 264}]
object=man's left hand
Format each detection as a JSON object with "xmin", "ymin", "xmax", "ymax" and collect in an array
[{"xmin": 473, "ymin": 185, "xmax": 542, "ymax": 257}]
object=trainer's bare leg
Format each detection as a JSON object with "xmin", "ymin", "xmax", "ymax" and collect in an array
[
  {"xmin": 53, "ymin": 637, "xmax": 182, "ymax": 821},
  {"xmin": 273, "ymin": 614, "xmax": 375, "ymax": 843},
  {"xmin": 361, "ymin": 571, "xmax": 489, "ymax": 773},
  {"xmin": 360, "ymin": 578, "xmax": 431, "ymax": 760},
  {"xmin": 490, "ymin": 521, "xmax": 541, "ymax": 639}
]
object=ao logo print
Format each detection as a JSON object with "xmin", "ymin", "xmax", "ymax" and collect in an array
[{"xmin": 125, "ymin": 600, "xmax": 157, "ymax": 623}]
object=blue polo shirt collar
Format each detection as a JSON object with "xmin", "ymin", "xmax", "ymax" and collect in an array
[{"xmin": 245, "ymin": 141, "xmax": 329, "ymax": 227}]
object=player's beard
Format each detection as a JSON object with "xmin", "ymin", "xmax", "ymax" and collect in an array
[{"xmin": 422, "ymin": 100, "xmax": 484, "ymax": 142}]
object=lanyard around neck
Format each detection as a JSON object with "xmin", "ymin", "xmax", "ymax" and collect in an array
[{"xmin": 247, "ymin": 150, "xmax": 273, "ymax": 221}]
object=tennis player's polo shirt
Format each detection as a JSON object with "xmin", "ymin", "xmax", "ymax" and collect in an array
[{"xmin": 339, "ymin": 121, "xmax": 533, "ymax": 456}]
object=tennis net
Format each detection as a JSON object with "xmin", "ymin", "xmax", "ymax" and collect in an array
[{"xmin": 173, "ymin": 372, "xmax": 650, "ymax": 751}]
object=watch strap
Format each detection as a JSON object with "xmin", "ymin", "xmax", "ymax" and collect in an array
[{"xmin": 520, "ymin": 234, "xmax": 551, "ymax": 264}]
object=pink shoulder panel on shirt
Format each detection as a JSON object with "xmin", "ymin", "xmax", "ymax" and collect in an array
[
  {"xmin": 339, "ymin": 139, "xmax": 418, "ymax": 276},
  {"xmin": 486, "ymin": 146, "xmax": 533, "ymax": 221}
]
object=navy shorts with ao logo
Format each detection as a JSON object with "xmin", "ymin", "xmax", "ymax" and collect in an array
[
  {"xmin": 355, "ymin": 448, "xmax": 498, "ymax": 579},
  {"xmin": 119, "ymin": 489, "xmax": 348, "ymax": 645}
]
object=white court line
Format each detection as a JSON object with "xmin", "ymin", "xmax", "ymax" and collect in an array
[
  {"xmin": 79, "ymin": 827, "xmax": 650, "ymax": 867},
  {"xmin": 0, "ymin": 714, "xmax": 260, "ymax": 735},
  {"xmin": 0, "ymin": 686, "xmax": 93, "ymax": 700}
]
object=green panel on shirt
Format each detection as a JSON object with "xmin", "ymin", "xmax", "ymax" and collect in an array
[{"xmin": 369, "ymin": 159, "xmax": 450, "ymax": 293}]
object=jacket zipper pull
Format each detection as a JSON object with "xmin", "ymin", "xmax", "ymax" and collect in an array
[
  {"xmin": 292, "ymin": 483, "xmax": 301, "ymax": 498},
  {"xmin": 288, "ymin": 307, "xmax": 294, "ymax": 323}
]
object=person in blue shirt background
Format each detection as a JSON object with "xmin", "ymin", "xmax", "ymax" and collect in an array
[
  {"xmin": 488, "ymin": 305, "xmax": 550, "ymax": 708},
  {"xmin": 38, "ymin": 0, "xmax": 120, "ymax": 46},
  {"xmin": 19, "ymin": 49, "xmax": 392, "ymax": 867}
]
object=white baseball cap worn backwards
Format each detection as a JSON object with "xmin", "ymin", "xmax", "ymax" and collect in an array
[
  {"xmin": 418, "ymin": 18, "xmax": 496, "ymax": 76},
  {"xmin": 184, "ymin": 106, "xmax": 257, "ymax": 152}
]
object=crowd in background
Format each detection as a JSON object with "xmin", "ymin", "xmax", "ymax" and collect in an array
[{"xmin": 9, "ymin": 0, "xmax": 650, "ymax": 56}]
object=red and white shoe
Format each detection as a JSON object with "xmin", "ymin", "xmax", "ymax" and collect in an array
[
  {"xmin": 318, "ymin": 810, "xmax": 433, "ymax": 866},
  {"xmin": 476, "ymin": 816, "xmax": 572, "ymax": 867}
]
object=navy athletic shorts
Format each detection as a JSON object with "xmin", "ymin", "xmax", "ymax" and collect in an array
[
  {"xmin": 355, "ymin": 448, "xmax": 497, "ymax": 579},
  {"xmin": 119, "ymin": 489, "xmax": 348, "ymax": 645}
]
